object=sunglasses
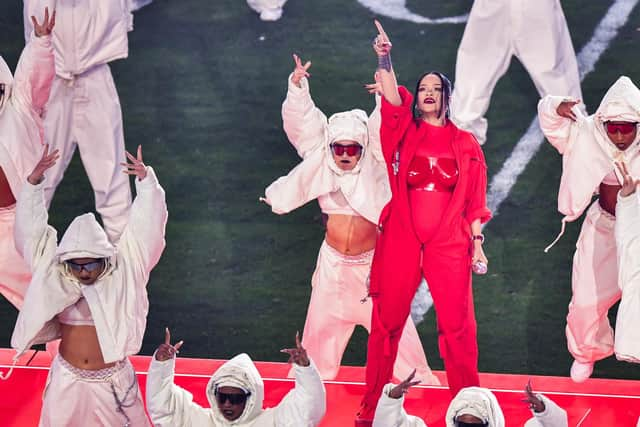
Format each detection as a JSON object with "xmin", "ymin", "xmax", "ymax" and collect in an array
[
  {"xmin": 330, "ymin": 143, "xmax": 362, "ymax": 157},
  {"xmin": 215, "ymin": 390, "xmax": 251, "ymax": 405},
  {"xmin": 65, "ymin": 259, "xmax": 105, "ymax": 273},
  {"xmin": 605, "ymin": 122, "xmax": 637, "ymax": 135},
  {"xmin": 455, "ymin": 422, "xmax": 488, "ymax": 427}
]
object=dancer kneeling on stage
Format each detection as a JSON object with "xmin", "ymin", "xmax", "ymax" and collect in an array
[
  {"xmin": 372, "ymin": 371, "xmax": 504, "ymax": 427},
  {"xmin": 539, "ymin": 76, "xmax": 640, "ymax": 382},
  {"xmin": 261, "ymin": 54, "xmax": 436, "ymax": 384},
  {"xmin": 5, "ymin": 145, "xmax": 167, "ymax": 426},
  {"xmin": 146, "ymin": 330, "xmax": 326, "ymax": 426}
]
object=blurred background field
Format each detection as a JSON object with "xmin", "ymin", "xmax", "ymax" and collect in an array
[{"xmin": 1, "ymin": 0, "xmax": 639, "ymax": 381}]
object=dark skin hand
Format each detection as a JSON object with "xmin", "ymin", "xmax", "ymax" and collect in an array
[
  {"xmin": 280, "ymin": 331, "xmax": 310, "ymax": 367},
  {"xmin": 388, "ymin": 369, "xmax": 421, "ymax": 399},
  {"xmin": 154, "ymin": 328, "xmax": 184, "ymax": 361},
  {"xmin": 522, "ymin": 380, "xmax": 545, "ymax": 413}
]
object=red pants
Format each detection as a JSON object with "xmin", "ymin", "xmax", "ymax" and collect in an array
[{"xmin": 361, "ymin": 243, "xmax": 479, "ymax": 416}]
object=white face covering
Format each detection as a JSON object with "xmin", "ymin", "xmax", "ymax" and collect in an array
[{"xmin": 0, "ymin": 56, "xmax": 13, "ymax": 114}]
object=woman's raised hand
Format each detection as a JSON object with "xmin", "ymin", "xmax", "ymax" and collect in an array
[
  {"xmin": 616, "ymin": 161, "xmax": 640, "ymax": 197},
  {"xmin": 280, "ymin": 331, "xmax": 310, "ymax": 367},
  {"xmin": 155, "ymin": 328, "xmax": 184, "ymax": 361},
  {"xmin": 556, "ymin": 100, "xmax": 581, "ymax": 122},
  {"xmin": 372, "ymin": 20, "xmax": 392, "ymax": 57},
  {"xmin": 121, "ymin": 145, "xmax": 147, "ymax": 181},
  {"xmin": 291, "ymin": 54, "xmax": 311, "ymax": 88},
  {"xmin": 28, "ymin": 144, "xmax": 59, "ymax": 185},
  {"xmin": 32, "ymin": 7, "xmax": 56, "ymax": 37},
  {"xmin": 388, "ymin": 369, "xmax": 420, "ymax": 399}
]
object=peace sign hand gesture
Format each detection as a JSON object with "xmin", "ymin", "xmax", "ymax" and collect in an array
[
  {"xmin": 372, "ymin": 20, "xmax": 392, "ymax": 57},
  {"xmin": 616, "ymin": 161, "xmax": 640, "ymax": 197},
  {"xmin": 121, "ymin": 145, "xmax": 147, "ymax": 181},
  {"xmin": 28, "ymin": 144, "xmax": 60, "ymax": 185},
  {"xmin": 388, "ymin": 369, "xmax": 421, "ymax": 399},
  {"xmin": 291, "ymin": 54, "xmax": 311, "ymax": 88},
  {"xmin": 32, "ymin": 7, "xmax": 56, "ymax": 37},
  {"xmin": 280, "ymin": 331, "xmax": 310, "ymax": 367},
  {"xmin": 155, "ymin": 328, "xmax": 184, "ymax": 361}
]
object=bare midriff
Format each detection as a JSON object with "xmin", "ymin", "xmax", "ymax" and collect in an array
[
  {"xmin": 0, "ymin": 167, "xmax": 16, "ymax": 207},
  {"xmin": 598, "ymin": 182, "xmax": 621, "ymax": 216},
  {"xmin": 59, "ymin": 324, "xmax": 116, "ymax": 370},
  {"xmin": 325, "ymin": 214, "xmax": 377, "ymax": 255}
]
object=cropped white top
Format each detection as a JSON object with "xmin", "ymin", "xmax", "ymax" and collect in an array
[
  {"xmin": 58, "ymin": 297, "xmax": 94, "ymax": 326},
  {"xmin": 318, "ymin": 189, "xmax": 357, "ymax": 216}
]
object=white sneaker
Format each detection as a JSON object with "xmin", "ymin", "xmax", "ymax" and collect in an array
[{"xmin": 570, "ymin": 360, "xmax": 594, "ymax": 383}]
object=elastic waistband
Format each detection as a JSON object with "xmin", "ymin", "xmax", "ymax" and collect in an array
[
  {"xmin": 56, "ymin": 354, "xmax": 128, "ymax": 380},
  {"xmin": 322, "ymin": 240, "xmax": 373, "ymax": 264}
]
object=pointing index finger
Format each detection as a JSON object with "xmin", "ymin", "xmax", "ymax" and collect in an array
[{"xmin": 374, "ymin": 19, "xmax": 388, "ymax": 41}]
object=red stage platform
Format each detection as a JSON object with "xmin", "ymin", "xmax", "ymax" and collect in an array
[{"xmin": 1, "ymin": 348, "xmax": 638, "ymax": 426}]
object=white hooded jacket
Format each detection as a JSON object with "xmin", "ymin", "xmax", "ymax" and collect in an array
[
  {"xmin": 0, "ymin": 33, "xmax": 54, "ymax": 198},
  {"xmin": 146, "ymin": 353, "xmax": 326, "ymax": 426},
  {"xmin": 24, "ymin": 0, "xmax": 133, "ymax": 79},
  {"xmin": 538, "ymin": 76, "xmax": 640, "ymax": 248},
  {"xmin": 373, "ymin": 385, "xmax": 505, "ymax": 427},
  {"xmin": 10, "ymin": 166, "xmax": 167, "ymax": 364},
  {"xmin": 262, "ymin": 75, "xmax": 390, "ymax": 225}
]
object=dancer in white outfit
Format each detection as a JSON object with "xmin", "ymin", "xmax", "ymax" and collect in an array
[
  {"xmin": 450, "ymin": 0, "xmax": 582, "ymax": 145},
  {"xmin": 261, "ymin": 55, "xmax": 437, "ymax": 384},
  {"xmin": 246, "ymin": 0, "xmax": 288, "ymax": 21},
  {"xmin": 23, "ymin": 0, "xmax": 134, "ymax": 243},
  {"xmin": 146, "ymin": 330, "xmax": 326, "ymax": 427},
  {"xmin": 373, "ymin": 371, "xmax": 505, "ymax": 427},
  {"xmin": 4, "ymin": 145, "xmax": 167, "ymax": 426},
  {"xmin": 0, "ymin": 9, "xmax": 55, "ymax": 310},
  {"xmin": 538, "ymin": 76, "xmax": 640, "ymax": 382}
]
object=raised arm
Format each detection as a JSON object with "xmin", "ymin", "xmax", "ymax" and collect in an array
[
  {"xmin": 117, "ymin": 146, "xmax": 168, "ymax": 274},
  {"xmin": 373, "ymin": 376, "xmax": 426, "ymax": 427},
  {"xmin": 12, "ymin": 7, "xmax": 56, "ymax": 118},
  {"xmin": 273, "ymin": 333, "xmax": 326, "ymax": 426},
  {"xmin": 146, "ymin": 329, "xmax": 209, "ymax": 427},
  {"xmin": 365, "ymin": 72, "xmax": 385, "ymax": 163},
  {"xmin": 538, "ymin": 95, "xmax": 582, "ymax": 155},
  {"xmin": 372, "ymin": 20, "xmax": 401, "ymax": 107},
  {"xmin": 14, "ymin": 145, "xmax": 60, "ymax": 269},
  {"xmin": 281, "ymin": 54, "xmax": 328, "ymax": 158}
]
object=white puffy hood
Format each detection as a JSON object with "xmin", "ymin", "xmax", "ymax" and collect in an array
[
  {"xmin": 0, "ymin": 56, "xmax": 13, "ymax": 114},
  {"xmin": 445, "ymin": 387, "xmax": 505, "ymax": 427},
  {"xmin": 55, "ymin": 213, "xmax": 116, "ymax": 263},
  {"xmin": 206, "ymin": 353, "xmax": 264, "ymax": 425},
  {"xmin": 264, "ymin": 106, "xmax": 390, "ymax": 224},
  {"xmin": 593, "ymin": 76, "xmax": 640, "ymax": 155}
]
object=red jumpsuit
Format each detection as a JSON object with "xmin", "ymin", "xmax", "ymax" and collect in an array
[{"xmin": 360, "ymin": 86, "xmax": 491, "ymax": 417}]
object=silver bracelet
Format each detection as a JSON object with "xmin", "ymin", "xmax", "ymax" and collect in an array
[{"xmin": 377, "ymin": 54, "xmax": 392, "ymax": 72}]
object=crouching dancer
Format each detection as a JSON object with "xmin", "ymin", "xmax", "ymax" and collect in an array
[
  {"xmin": 3, "ymin": 145, "xmax": 167, "ymax": 426},
  {"xmin": 146, "ymin": 330, "xmax": 326, "ymax": 426},
  {"xmin": 372, "ymin": 370, "xmax": 504, "ymax": 427}
]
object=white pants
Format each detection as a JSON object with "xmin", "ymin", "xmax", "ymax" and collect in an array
[
  {"xmin": 450, "ymin": 0, "xmax": 582, "ymax": 144},
  {"xmin": 296, "ymin": 240, "xmax": 438, "ymax": 384},
  {"xmin": 0, "ymin": 204, "xmax": 30, "ymax": 310},
  {"xmin": 567, "ymin": 202, "xmax": 620, "ymax": 363},
  {"xmin": 43, "ymin": 64, "xmax": 131, "ymax": 243},
  {"xmin": 40, "ymin": 355, "xmax": 150, "ymax": 427}
]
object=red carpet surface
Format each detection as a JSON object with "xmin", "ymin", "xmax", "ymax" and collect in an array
[{"xmin": 1, "ymin": 348, "xmax": 638, "ymax": 426}]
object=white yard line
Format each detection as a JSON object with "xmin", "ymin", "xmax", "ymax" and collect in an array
[
  {"xmin": 356, "ymin": 0, "xmax": 468, "ymax": 24},
  {"xmin": 576, "ymin": 408, "xmax": 592, "ymax": 426},
  {"xmin": 486, "ymin": 0, "xmax": 639, "ymax": 218}
]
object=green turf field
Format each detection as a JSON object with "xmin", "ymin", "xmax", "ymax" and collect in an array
[{"xmin": 1, "ymin": 0, "xmax": 639, "ymax": 381}]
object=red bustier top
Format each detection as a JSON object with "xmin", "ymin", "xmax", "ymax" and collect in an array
[{"xmin": 407, "ymin": 156, "xmax": 458, "ymax": 192}]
